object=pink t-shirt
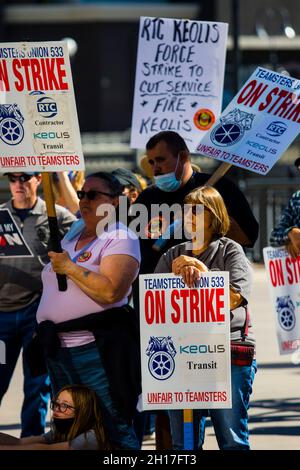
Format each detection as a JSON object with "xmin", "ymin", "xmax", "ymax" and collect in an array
[{"xmin": 37, "ymin": 223, "xmax": 140, "ymax": 347}]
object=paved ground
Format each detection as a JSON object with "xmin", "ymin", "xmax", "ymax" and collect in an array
[
  {"xmin": 143, "ymin": 264, "xmax": 300, "ymax": 450},
  {"xmin": 1, "ymin": 264, "xmax": 300, "ymax": 450}
]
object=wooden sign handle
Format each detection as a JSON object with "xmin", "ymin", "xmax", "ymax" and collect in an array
[
  {"xmin": 42, "ymin": 172, "xmax": 67, "ymax": 292},
  {"xmin": 183, "ymin": 409, "xmax": 194, "ymax": 450},
  {"xmin": 205, "ymin": 162, "xmax": 232, "ymax": 186}
]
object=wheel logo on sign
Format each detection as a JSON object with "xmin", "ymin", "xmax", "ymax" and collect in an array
[
  {"xmin": 146, "ymin": 336, "xmax": 177, "ymax": 380},
  {"xmin": 0, "ymin": 104, "xmax": 25, "ymax": 146},
  {"xmin": 276, "ymin": 295, "xmax": 296, "ymax": 331},
  {"xmin": 211, "ymin": 108, "xmax": 255, "ymax": 147}
]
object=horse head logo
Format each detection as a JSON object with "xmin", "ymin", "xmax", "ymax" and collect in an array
[
  {"xmin": 146, "ymin": 336, "xmax": 176, "ymax": 357},
  {"xmin": 221, "ymin": 109, "xmax": 255, "ymax": 131}
]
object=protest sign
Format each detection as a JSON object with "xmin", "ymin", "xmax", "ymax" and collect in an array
[
  {"xmin": 197, "ymin": 67, "xmax": 300, "ymax": 175},
  {"xmin": 0, "ymin": 41, "xmax": 84, "ymax": 172},
  {"xmin": 263, "ymin": 246, "xmax": 300, "ymax": 354},
  {"xmin": 0, "ymin": 208, "xmax": 33, "ymax": 257},
  {"xmin": 139, "ymin": 272, "xmax": 231, "ymax": 410},
  {"xmin": 131, "ymin": 17, "xmax": 228, "ymax": 150}
]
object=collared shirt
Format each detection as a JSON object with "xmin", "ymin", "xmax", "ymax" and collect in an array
[
  {"xmin": 0, "ymin": 197, "xmax": 76, "ymax": 311},
  {"xmin": 270, "ymin": 190, "xmax": 300, "ymax": 246}
]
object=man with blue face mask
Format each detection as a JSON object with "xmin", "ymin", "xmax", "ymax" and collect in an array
[
  {"xmin": 134, "ymin": 131, "xmax": 258, "ymax": 277},
  {"xmin": 153, "ymin": 151, "xmax": 182, "ymax": 192},
  {"xmin": 132, "ymin": 131, "xmax": 259, "ymax": 449}
]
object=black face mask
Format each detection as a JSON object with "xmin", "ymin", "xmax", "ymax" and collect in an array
[{"xmin": 53, "ymin": 417, "xmax": 75, "ymax": 435}]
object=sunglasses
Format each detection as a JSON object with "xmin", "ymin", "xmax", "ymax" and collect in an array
[
  {"xmin": 8, "ymin": 174, "xmax": 33, "ymax": 183},
  {"xmin": 50, "ymin": 400, "xmax": 75, "ymax": 413},
  {"xmin": 77, "ymin": 190, "xmax": 115, "ymax": 201}
]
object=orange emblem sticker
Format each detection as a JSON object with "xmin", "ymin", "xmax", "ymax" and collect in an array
[
  {"xmin": 77, "ymin": 251, "xmax": 92, "ymax": 262},
  {"xmin": 145, "ymin": 216, "xmax": 168, "ymax": 239},
  {"xmin": 193, "ymin": 108, "xmax": 215, "ymax": 131}
]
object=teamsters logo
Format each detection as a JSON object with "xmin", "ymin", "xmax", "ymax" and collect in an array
[
  {"xmin": 276, "ymin": 295, "xmax": 296, "ymax": 331},
  {"xmin": 211, "ymin": 108, "xmax": 255, "ymax": 147},
  {"xmin": 0, "ymin": 104, "xmax": 25, "ymax": 145},
  {"xmin": 146, "ymin": 336, "xmax": 177, "ymax": 380}
]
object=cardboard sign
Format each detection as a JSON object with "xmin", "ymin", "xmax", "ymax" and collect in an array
[
  {"xmin": 0, "ymin": 41, "xmax": 84, "ymax": 172},
  {"xmin": 0, "ymin": 208, "xmax": 33, "ymax": 257},
  {"xmin": 197, "ymin": 67, "xmax": 300, "ymax": 174},
  {"xmin": 263, "ymin": 246, "xmax": 300, "ymax": 354},
  {"xmin": 139, "ymin": 272, "xmax": 231, "ymax": 410},
  {"xmin": 131, "ymin": 17, "xmax": 228, "ymax": 150}
]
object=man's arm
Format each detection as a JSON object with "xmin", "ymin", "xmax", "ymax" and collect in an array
[
  {"xmin": 286, "ymin": 227, "xmax": 300, "ymax": 258},
  {"xmin": 56, "ymin": 172, "xmax": 80, "ymax": 215},
  {"xmin": 270, "ymin": 192, "xmax": 300, "ymax": 251}
]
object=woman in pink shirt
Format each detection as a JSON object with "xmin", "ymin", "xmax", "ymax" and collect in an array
[{"xmin": 36, "ymin": 172, "xmax": 141, "ymax": 450}]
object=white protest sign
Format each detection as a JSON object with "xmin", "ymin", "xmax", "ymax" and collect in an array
[
  {"xmin": 131, "ymin": 17, "xmax": 228, "ymax": 150},
  {"xmin": 0, "ymin": 41, "xmax": 84, "ymax": 172},
  {"xmin": 263, "ymin": 246, "xmax": 300, "ymax": 354},
  {"xmin": 197, "ymin": 67, "xmax": 300, "ymax": 175},
  {"xmin": 139, "ymin": 272, "xmax": 231, "ymax": 410}
]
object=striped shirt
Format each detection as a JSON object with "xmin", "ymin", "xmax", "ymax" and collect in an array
[{"xmin": 270, "ymin": 190, "xmax": 300, "ymax": 246}]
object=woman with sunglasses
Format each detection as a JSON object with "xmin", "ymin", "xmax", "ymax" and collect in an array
[
  {"xmin": 154, "ymin": 186, "xmax": 257, "ymax": 450},
  {"xmin": 0, "ymin": 384, "xmax": 111, "ymax": 450},
  {"xmin": 35, "ymin": 172, "xmax": 141, "ymax": 449}
]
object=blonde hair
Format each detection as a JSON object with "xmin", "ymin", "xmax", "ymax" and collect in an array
[
  {"xmin": 139, "ymin": 155, "xmax": 154, "ymax": 180},
  {"xmin": 51, "ymin": 384, "xmax": 112, "ymax": 450},
  {"xmin": 184, "ymin": 186, "xmax": 230, "ymax": 237},
  {"xmin": 134, "ymin": 173, "xmax": 148, "ymax": 191}
]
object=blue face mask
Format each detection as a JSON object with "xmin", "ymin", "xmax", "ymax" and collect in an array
[{"xmin": 154, "ymin": 155, "xmax": 182, "ymax": 192}]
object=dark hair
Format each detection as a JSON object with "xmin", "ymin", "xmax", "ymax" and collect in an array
[
  {"xmin": 146, "ymin": 131, "xmax": 189, "ymax": 157},
  {"xmin": 86, "ymin": 171, "xmax": 130, "ymax": 225},
  {"xmin": 51, "ymin": 384, "xmax": 112, "ymax": 450},
  {"xmin": 86, "ymin": 172, "xmax": 123, "ymax": 197}
]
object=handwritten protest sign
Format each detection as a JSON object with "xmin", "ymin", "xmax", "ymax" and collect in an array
[
  {"xmin": 0, "ymin": 41, "xmax": 84, "ymax": 172},
  {"xmin": 131, "ymin": 17, "xmax": 228, "ymax": 150},
  {"xmin": 263, "ymin": 247, "xmax": 300, "ymax": 354},
  {"xmin": 0, "ymin": 209, "xmax": 33, "ymax": 257},
  {"xmin": 197, "ymin": 67, "xmax": 300, "ymax": 175},
  {"xmin": 139, "ymin": 272, "xmax": 231, "ymax": 410}
]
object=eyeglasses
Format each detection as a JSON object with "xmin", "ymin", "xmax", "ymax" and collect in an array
[
  {"xmin": 50, "ymin": 400, "xmax": 75, "ymax": 413},
  {"xmin": 77, "ymin": 190, "xmax": 115, "ymax": 201},
  {"xmin": 8, "ymin": 174, "xmax": 33, "ymax": 183}
]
